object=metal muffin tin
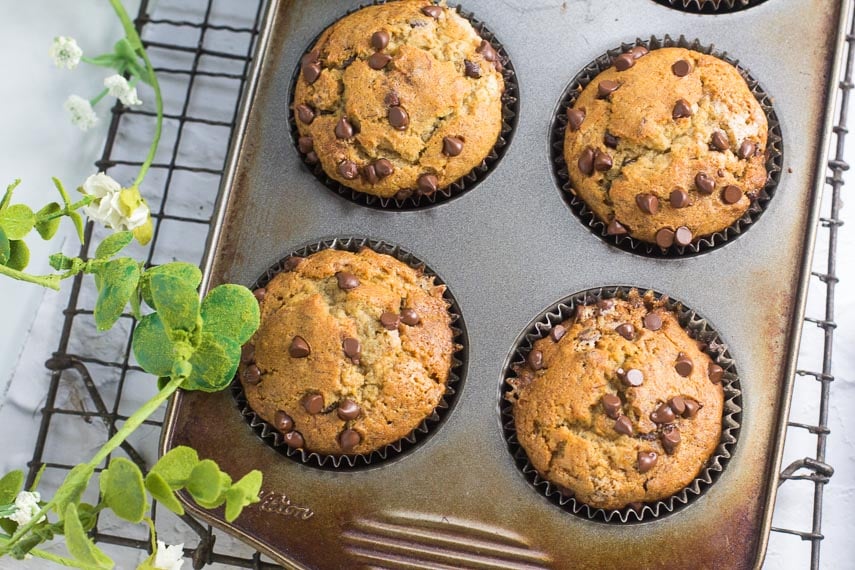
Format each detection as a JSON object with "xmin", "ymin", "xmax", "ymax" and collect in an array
[{"xmin": 162, "ymin": 0, "xmax": 850, "ymax": 568}]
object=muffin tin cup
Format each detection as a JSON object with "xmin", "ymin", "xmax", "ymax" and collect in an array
[
  {"xmin": 233, "ymin": 236, "xmax": 467, "ymax": 470},
  {"xmin": 549, "ymin": 34, "xmax": 784, "ymax": 258},
  {"xmin": 500, "ymin": 286, "xmax": 742, "ymax": 523},
  {"xmin": 288, "ymin": 1, "xmax": 520, "ymax": 211},
  {"xmin": 653, "ymin": 0, "xmax": 771, "ymax": 14}
]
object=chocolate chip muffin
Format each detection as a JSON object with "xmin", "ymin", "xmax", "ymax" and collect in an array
[
  {"xmin": 507, "ymin": 291, "xmax": 725, "ymax": 510},
  {"xmin": 563, "ymin": 46, "xmax": 768, "ymax": 248},
  {"xmin": 292, "ymin": 0, "xmax": 505, "ymax": 200},
  {"xmin": 239, "ymin": 248, "xmax": 455, "ymax": 456}
]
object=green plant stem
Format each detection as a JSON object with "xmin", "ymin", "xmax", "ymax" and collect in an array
[
  {"xmin": 89, "ymin": 88, "xmax": 109, "ymax": 107},
  {"xmin": 0, "ymin": 265, "xmax": 62, "ymax": 290},
  {"xmin": 109, "ymin": 0, "xmax": 162, "ymax": 189},
  {"xmin": 0, "ymin": 536, "xmax": 79, "ymax": 567},
  {"xmin": 36, "ymin": 197, "xmax": 94, "ymax": 224}
]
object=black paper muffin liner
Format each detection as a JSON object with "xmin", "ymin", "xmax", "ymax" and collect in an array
[
  {"xmin": 233, "ymin": 236, "xmax": 468, "ymax": 470},
  {"xmin": 653, "ymin": 0, "xmax": 770, "ymax": 14},
  {"xmin": 549, "ymin": 35, "xmax": 783, "ymax": 258},
  {"xmin": 288, "ymin": 1, "xmax": 519, "ymax": 211},
  {"xmin": 500, "ymin": 286, "xmax": 741, "ymax": 523}
]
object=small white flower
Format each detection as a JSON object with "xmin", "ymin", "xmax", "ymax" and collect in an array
[
  {"xmin": 49, "ymin": 36, "xmax": 82, "ymax": 69},
  {"xmin": 64, "ymin": 95, "xmax": 98, "ymax": 131},
  {"xmin": 0, "ymin": 491, "xmax": 45, "ymax": 526},
  {"xmin": 152, "ymin": 540, "xmax": 184, "ymax": 570},
  {"xmin": 83, "ymin": 172, "xmax": 122, "ymax": 199},
  {"xmin": 81, "ymin": 173, "xmax": 150, "ymax": 232},
  {"xmin": 105, "ymin": 74, "xmax": 142, "ymax": 106}
]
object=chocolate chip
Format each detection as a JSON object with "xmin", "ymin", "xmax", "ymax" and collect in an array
[
  {"xmin": 464, "ymin": 59, "xmax": 481, "ymax": 78},
  {"xmin": 253, "ymin": 288, "xmax": 266, "ymax": 302},
  {"xmin": 550, "ymin": 325, "xmax": 566, "ymax": 342},
  {"xmin": 442, "ymin": 136, "xmax": 464, "ymax": 157},
  {"xmin": 604, "ymin": 132, "xmax": 619, "ymax": 148},
  {"xmin": 335, "ymin": 117, "xmax": 354, "ymax": 139},
  {"xmin": 394, "ymin": 188, "xmax": 413, "ymax": 201},
  {"xmin": 337, "ymin": 399, "xmax": 361, "ymax": 421},
  {"xmin": 722, "ymin": 185, "xmax": 742, "ymax": 205},
  {"xmin": 305, "ymin": 151, "xmax": 318, "ymax": 165},
  {"xmin": 666, "ymin": 188, "xmax": 689, "ymax": 209},
  {"xmin": 368, "ymin": 52, "xmax": 392, "ymax": 70},
  {"xmin": 274, "ymin": 410, "xmax": 293, "ymax": 432},
  {"xmin": 637, "ymin": 451, "xmax": 658, "ymax": 473},
  {"xmin": 400, "ymin": 308, "xmax": 420, "ymax": 326},
  {"xmin": 661, "ymin": 427, "xmax": 681, "ymax": 455},
  {"xmin": 362, "ymin": 163, "xmax": 379, "ymax": 184},
  {"xmin": 669, "ymin": 396, "xmax": 686, "ymax": 416},
  {"xmin": 380, "ymin": 311, "xmax": 399, "ymax": 330},
  {"xmin": 242, "ymin": 364, "xmax": 261, "ymax": 385},
  {"xmin": 240, "ymin": 344, "xmax": 255, "ymax": 365},
  {"xmin": 602, "ymin": 394, "xmax": 622, "ymax": 419},
  {"xmin": 566, "ymin": 108, "xmax": 585, "ymax": 131},
  {"xmin": 421, "ymin": 5, "xmax": 442, "ymax": 18},
  {"xmin": 297, "ymin": 136, "xmax": 314, "ymax": 154},
  {"xmin": 655, "ymin": 228, "xmax": 675, "ymax": 248},
  {"xmin": 295, "ymin": 104, "xmax": 315, "ymax": 125},
  {"xmin": 384, "ymin": 92, "xmax": 400, "ymax": 107},
  {"xmin": 675, "ymin": 353, "xmax": 694, "ymax": 377},
  {"xmin": 615, "ymin": 323, "xmax": 635, "ymax": 340},
  {"xmin": 671, "ymin": 60, "xmax": 691, "ymax": 77},
  {"xmin": 635, "ymin": 193, "xmax": 659, "ymax": 215},
  {"xmin": 527, "ymin": 350, "xmax": 544, "ymax": 370},
  {"xmin": 672, "ymin": 98, "xmax": 692, "ymax": 119},
  {"xmin": 598, "ymin": 299, "xmax": 614, "ymax": 311},
  {"xmin": 738, "ymin": 140, "xmax": 756, "ymax": 159},
  {"xmin": 388, "ymin": 106, "xmax": 409, "ymax": 130},
  {"xmin": 709, "ymin": 363, "xmax": 724, "ymax": 384},
  {"xmin": 683, "ymin": 399, "xmax": 700, "ymax": 418},
  {"xmin": 614, "ymin": 415, "xmax": 634, "ymax": 436},
  {"xmin": 597, "ymin": 80, "xmax": 621, "ymax": 99},
  {"xmin": 302, "ymin": 393, "xmax": 324, "ymax": 414},
  {"xmin": 333, "ymin": 272, "xmax": 359, "ymax": 291},
  {"xmin": 417, "ymin": 174, "xmax": 438, "ymax": 195},
  {"xmin": 695, "ymin": 172, "xmax": 715, "ymax": 195},
  {"xmin": 374, "ymin": 158, "xmax": 394, "ymax": 178},
  {"xmin": 594, "ymin": 150, "xmax": 613, "ymax": 171},
  {"xmin": 643, "ymin": 313, "xmax": 662, "ymax": 331},
  {"xmin": 283, "ymin": 430, "xmax": 304, "ymax": 449},
  {"xmin": 578, "ymin": 147, "xmax": 595, "ymax": 176},
  {"xmin": 477, "ymin": 40, "xmax": 499, "ymax": 63},
  {"xmin": 630, "ymin": 45, "xmax": 649, "ymax": 59},
  {"xmin": 650, "ymin": 402, "xmax": 676, "ymax": 424},
  {"xmin": 711, "ymin": 131, "xmax": 730, "ymax": 151},
  {"xmin": 339, "ymin": 428, "xmax": 361, "ymax": 451},
  {"xmin": 338, "ymin": 160, "xmax": 358, "ymax": 180},
  {"xmin": 674, "ymin": 226, "xmax": 693, "ymax": 247},
  {"xmin": 343, "ymin": 337, "xmax": 361, "ymax": 362},
  {"xmin": 622, "ymin": 368, "xmax": 644, "ymax": 387},
  {"xmin": 302, "ymin": 61, "xmax": 321, "ymax": 84},
  {"xmin": 614, "ymin": 52, "xmax": 635, "ymax": 71},
  {"xmin": 289, "ymin": 336, "xmax": 311, "ymax": 358},
  {"xmin": 371, "ymin": 30, "xmax": 390, "ymax": 51},
  {"xmin": 606, "ymin": 219, "xmax": 628, "ymax": 235}
]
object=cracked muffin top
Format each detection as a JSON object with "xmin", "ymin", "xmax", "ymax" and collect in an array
[
  {"xmin": 507, "ymin": 291, "xmax": 724, "ymax": 510},
  {"xmin": 292, "ymin": 0, "xmax": 505, "ymax": 200},
  {"xmin": 238, "ymin": 248, "xmax": 455, "ymax": 456},
  {"xmin": 563, "ymin": 46, "xmax": 768, "ymax": 248}
]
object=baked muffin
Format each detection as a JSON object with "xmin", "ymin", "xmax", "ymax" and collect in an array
[
  {"xmin": 507, "ymin": 291, "xmax": 725, "ymax": 510},
  {"xmin": 292, "ymin": 0, "xmax": 505, "ymax": 200},
  {"xmin": 563, "ymin": 46, "xmax": 768, "ymax": 248},
  {"xmin": 239, "ymin": 248, "xmax": 455, "ymax": 456}
]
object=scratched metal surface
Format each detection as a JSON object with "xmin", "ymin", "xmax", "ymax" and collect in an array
[{"xmin": 162, "ymin": 0, "xmax": 847, "ymax": 568}]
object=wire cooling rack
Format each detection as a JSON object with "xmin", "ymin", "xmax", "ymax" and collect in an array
[{"xmin": 18, "ymin": 0, "xmax": 849, "ymax": 568}]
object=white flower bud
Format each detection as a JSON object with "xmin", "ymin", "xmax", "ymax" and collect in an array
[
  {"xmin": 81, "ymin": 173, "xmax": 150, "ymax": 232},
  {"xmin": 49, "ymin": 36, "xmax": 82, "ymax": 69},
  {"xmin": 64, "ymin": 95, "xmax": 98, "ymax": 131},
  {"xmin": 0, "ymin": 491, "xmax": 45, "ymax": 526},
  {"xmin": 153, "ymin": 540, "xmax": 185, "ymax": 570},
  {"xmin": 104, "ymin": 74, "xmax": 142, "ymax": 106}
]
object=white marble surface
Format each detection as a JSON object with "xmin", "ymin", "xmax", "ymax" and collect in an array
[{"xmin": 0, "ymin": 1, "xmax": 852, "ymax": 569}]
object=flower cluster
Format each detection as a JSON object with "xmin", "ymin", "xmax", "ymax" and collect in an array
[{"xmin": 0, "ymin": 491, "xmax": 45, "ymax": 526}]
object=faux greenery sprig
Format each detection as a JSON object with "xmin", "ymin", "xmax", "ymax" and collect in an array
[{"xmin": 0, "ymin": 2, "xmax": 263, "ymax": 568}]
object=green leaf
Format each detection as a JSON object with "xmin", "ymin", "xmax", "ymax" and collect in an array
[
  {"xmin": 95, "ymin": 231, "xmax": 134, "ymax": 259},
  {"xmin": 0, "ymin": 204, "xmax": 35, "ymax": 240},
  {"xmin": 7, "ymin": 240, "xmax": 30, "ymax": 271},
  {"xmin": 64, "ymin": 504, "xmax": 114, "ymax": 569},
  {"xmin": 68, "ymin": 210, "xmax": 85, "ymax": 243},
  {"xmin": 34, "ymin": 202, "xmax": 62, "ymax": 240},
  {"xmin": 201, "ymin": 285, "xmax": 260, "ymax": 345},
  {"xmin": 0, "ymin": 227, "xmax": 9, "ymax": 265},
  {"xmin": 76, "ymin": 503, "xmax": 99, "ymax": 532},
  {"xmin": 140, "ymin": 263, "xmax": 202, "ymax": 309},
  {"xmin": 186, "ymin": 460, "xmax": 231, "ymax": 509},
  {"xmin": 224, "ymin": 470, "xmax": 262, "ymax": 522},
  {"xmin": 0, "ymin": 470, "xmax": 24, "ymax": 504},
  {"xmin": 0, "ymin": 179, "xmax": 21, "ymax": 211},
  {"xmin": 132, "ymin": 314, "xmax": 175, "ymax": 377},
  {"xmin": 52, "ymin": 464, "xmax": 95, "ymax": 516},
  {"xmin": 143, "ymin": 472, "xmax": 184, "ymax": 516},
  {"xmin": 150, "ymin": 446, "xmax": 198, "ymax": 489},
  {"xmin": 182, "ymin": 332, "xmax": 240, "ymax": 393},
  {"xmin": 99, "ymin": 458, "xmax": 146, "ymax": 524},
  {"xmin": 52, "ymin": 177, "xmax": 73, "ymax": 207},
  {"xmin": 49, "ymin": 252, "xmax": 75, "ymax": 271},
  {"xmin": 94, "ymin": 258, "xmax": 141, "ymax": 331},
  {"xmin": 148, "ymin": 273, "xmax": 200, "ymax": 337}
]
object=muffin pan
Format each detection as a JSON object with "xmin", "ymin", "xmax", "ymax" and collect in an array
[{"xmin": 162, "ymin": 0, "xmax": 850, "ymax": 568}]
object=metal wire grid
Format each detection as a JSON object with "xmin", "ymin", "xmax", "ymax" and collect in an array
[{"xmin": 16, "ymin": 0, "xmax": 849, "ymax": 568}]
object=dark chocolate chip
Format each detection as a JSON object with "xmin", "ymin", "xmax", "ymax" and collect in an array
[
  {"xmin": 709, "ymin": 363, "xmax": 724, "ymax": 384},
  {"xmin": 672, "ymin": 98, "xmax": 693, "ymax": 119},
  {"xmin": 643, "ymin": 313, "xmax": 662, "ymax": 331},
  {"xmin": 650, "ymin": 402, "xmax": 676, "ymax": 424},
  {"xmin": 615, "ymin": 323, "xmax": 635, "ymax": 340},
  {"xmin": 301, "ymin": 50, "xmax": 319, "ymax": 66},
  {"xmin": 337, "ymin": 399, "xmax": 361, "ymax": 421},
  {"xmin": 240, "ymin": 343, "xmax": 255, "ymax": 364},
  {"xmin": 695, "ymin": 172, "xmax": 715, "ymax": 195},
  {"xmin": 602, "ymin": 394, "xmax": 622, "ymax": 419},
  {"xmin": 655, "ymin": 228, "xmax": 675, "ymax": 248},
  {"xmin": 368, "ymin": 52, "xmax": 392, "ymax": 70},
  {"xmin": 464, "ymin": 59, "xmax": 481, "ymax": 78},
  {"xmin": 421, "ymin": 5, "xmax": 443, "ymax": 18},
  {"xmin": 338, "ymin": 160, "xmax": 358, "ymax": 180},
  {"xmin": 566, "ymin": 108, "xmax": 585, "ymax": 131},
  {"xmin": 637, "ymin": 451, "xmax": 658, "ymax": 473},
  {"xmin": 614, "ymin": 415, "xmax": 634, "ymax": 435},
  {"xmin": 614, "ymin": 52, "xmax": 635, "ymax": 71},
  {"xmin": 302, "ymin": 61, "xmax": 321, "ymax": 84},
  {"xmin": 527, "ymin": 350, "xmax": 544, "ymax": 370},
  {"xmin": 635, "ymin": 193, "xmax": 660, "ymax": 215},
  {"xmin": 371, "ymin": 30, "xmax": 390, "ymax": 51},
  {"xmin": 302, "ymin": 393, "xmax": 324, "ymax": 415},
  {"xmin": 274, "ymin": 410, "xmax": 293, "ymax": 432},
  {"xmin": 604, "ymin": 132, "xmax": 619, "ymax": 149},
  {"xmin": 297, "ymin": 136, "xmax": 314, "ymax": 154},
  {"xmin": 578, "ymin": 147, "xmax": 595, "ymax": 176},
  {"xmin": 606, "ymin": 219, "xmax": 628, "ymax": 236},
  {"xmin": 622, "ymin": 368, "xmax": 644, "ymax": 387},
  {"xmin": 674, "ymin": 226, "xmax": 693, "ymax": 247},
  {"xmin": 242, "ymin": 364, "xmax": 261, "ymax": 385},
  {"xmin": 394, "ymin": 188, "xmax": 413, "ymax": 201},
  {"xmin": 289, "ymin": 336, "xmax": 311, "ymax": 358},
  {"xmin": 305, "ymin": 151, "xmax": 318, "ymax": 165},
  {"xmin": 671, "ymin": 59, "xmax": 691, "ymax": 77},
  {"xmin": 594, "ymin": 150, "xmax": 613, "ymax": 172},
  {"xmin": 722, "ymin": 185, "xmax": 742, "ymax": 205},
  {"xmin": 400, "ymin": 308, "xmax": 420, "ymax": 326},
  {"xmin": 477, "ymin": 40, "xmax": 498, "ymax": 62},
  {"xmin": 597, "ymin": 80, "xmax": 621, "ymax": 99},
  {"xmin": 675, "ymin": 353, "xmax": 694, "ymax": 377},
  {"xmin": 388, "ymin": 106, "xmax": 409, "ymax": 130},
  {"xmin": 661, "ymin": 427, "xmax": 681, "ymax": 455},
  {"xmin": 630, "ymin": 45, "xmax": 649, "ymax": 59},
  {"xmin": 335, "ymin": 117, "xmax": 355, "ymax": 139},
  {"xmin": 374, "ymin": 158, "xmax": 394, "ymax": 178},
  {"xmin": 598, "ymin": 299, "xmax": 615, "ymax": 311},
  {"xmin": 550, "ymin": 325, "xmax": 566, "ymax": 342},
  {"xmin": 339, "ymin": 428, "xmax": 361, "ymax": 451},
  {"xmin": 683, "ymin": 399, "xmax": 700, "ymax": 418},
  {"xmin": 711, "ymin": 131, "xmax": 730, "ymax": 151},
  {"xmin": 343, "ymin": 337, "xmax": 361, "ymax": 361},
  {"xmin": 295, "ymin": 104, "xmax": 315, "ymax": 125},
  {"xmin": 442, "ymin": 136, "xmax": 464, "ymax": 157},
  {"xmin": 283, "ymin": 430, "xmax": 304, "ymax": 449},
  {"xmin": 336, "ymin": 271, "xmax": 360, "ymax": 290},
  {"xmin": 384, "ymin": 92, "xmax": 400, "ymax": 107},
  {"xmin": 362, "ymin": 163, "xmax": 379, "ymax": 184},
  {"xmin": 669, "ymin": 396, "xmax": 687, "ymax": 416},
  {"xmin": 253, "ymin": 288, "xmax": 266, "ymax": 302},
  {"xmin": 669, "ymin": 188, "xmax": 690, "ymax": 209},
  {"xmin": 380, "ymin": 311, "xmax": 399, "ymax": 330},
  {"xmin": 738, "ymin": 140, "xmax": 756, "ymax": 160},
  {"xmin": 417, "ymin": 174, "xmax": 438, "ymax": 195}
]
